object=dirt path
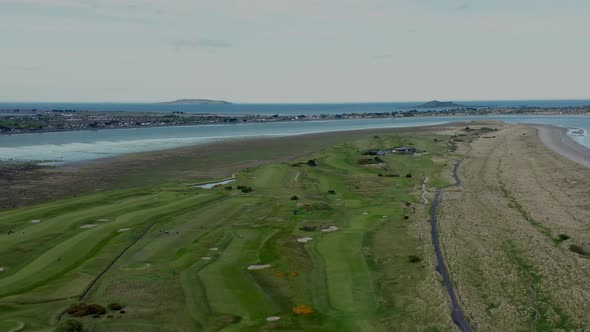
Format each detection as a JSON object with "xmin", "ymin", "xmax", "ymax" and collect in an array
[
  {"xmin": 420, "ymin": 177, "xmax": 429, "ymax": 204},
  {"xmin": 430, "ymin": 161, "xmax": 471, "ymax": 332}
]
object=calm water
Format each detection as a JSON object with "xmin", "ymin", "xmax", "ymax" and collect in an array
[
  {"xmin": 1, "ymin": 99, "xmax": 590, "ymax": 116},
  {"xmin": 0, "ymin": 115, "xmax": 589, "ymax": 165}
]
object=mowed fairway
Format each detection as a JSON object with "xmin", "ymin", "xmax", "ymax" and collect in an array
[{"xmin": 0, "ymin": 133, "xmax": 455, "ymax": 331}]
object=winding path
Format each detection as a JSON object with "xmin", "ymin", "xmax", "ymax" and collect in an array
[
  {"xmin": 420, "ymin": 177, "xmax": 430, "ymax": 204},
  {"xmin": 430, "ymin": 160, "xmax": 472, "ymax": 332}
]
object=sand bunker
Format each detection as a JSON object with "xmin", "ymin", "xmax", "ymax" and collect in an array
[
  {"xmin": 0, "ymin": 267, "xmax": 5, "ymax": 272},
  {"xmin": 320, "ymin": 226, "xmax": 339, "ymax": 232},
  {"xmin": 266, "ymin": 316, "xmax": 281, "ymax": 322},
  {"xmin": 209, "ymin": 247, "xmax": 219, "ymax": 251},
  {"xmin": 362, "ymin": 212, "xmax": 369, "ymax": 215},
  {"xmin": 80, "ymin": 224, "xmax": 97, "ymax": 229},
  {"xmin": 200, "ymin": 257, "xmax": 212, "ymax": 261},
  {"xmin": 97, "ymin": 218, "xmax": 110, "ymax": 222},
  {"xmin": 247, "ymin": 264, "xmax": 272, "ymax": 270},
  {"xmin": 30, "ymin": 219, "xmax": 41, "ymax": 223},
  {"xmin": 117, "ymin": 228, "xmax": 131, "ymax": 232},
  {"xmin": 297, "ymin": 237, "xmax": 313, "ymax": 243},
  {"xmin": 125, "ymin": 263, "xmax": 150, "ymax": 270}
]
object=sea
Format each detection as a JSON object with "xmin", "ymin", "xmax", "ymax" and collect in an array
[
  {"xmin": 0, "ymin": 101, "xmax": 589, "ymax": 165},
  {"xmin": 1, "ymin": 99, "xmax": 590, "ymax": 116}
]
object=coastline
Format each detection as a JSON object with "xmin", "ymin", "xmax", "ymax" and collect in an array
[{"xmin": 535, "ymin": 124, "xmax": 590, "ymax": 168}]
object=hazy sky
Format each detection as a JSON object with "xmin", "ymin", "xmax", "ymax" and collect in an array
[{"xmin": 1, "ymin": 0, "xmax": 589, "ymax": 102}]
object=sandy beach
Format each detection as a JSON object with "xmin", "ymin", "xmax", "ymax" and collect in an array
[{"xmin": 536, "ymin": 124, "xmax": 590, "ymax": 168}]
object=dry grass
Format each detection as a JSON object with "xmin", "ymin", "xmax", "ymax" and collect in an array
[{"xmin": 439, "ymin": 123, "xmax": 590, "ymax": 330}]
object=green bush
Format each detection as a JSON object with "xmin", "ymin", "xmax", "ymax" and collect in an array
[{"xmin": 408, "ymin": 255, "xmax": 422, "ymax": 263}]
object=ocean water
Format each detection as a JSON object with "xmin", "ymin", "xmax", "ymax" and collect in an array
[
  {"xmin": 1, "ymin": 99, "xmax": 590, "ymax": 116},
  {"xmin": 0, "ymin": 115, "xmax": 589, "ymax": 165}
]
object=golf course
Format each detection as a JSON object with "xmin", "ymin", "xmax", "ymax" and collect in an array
[{"xmin": 0, "ymin": 133, "xmax": 458, "ymax": 331}]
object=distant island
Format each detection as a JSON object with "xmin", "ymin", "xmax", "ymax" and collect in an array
[
  {"xmin": 415, "ymin": 100, "xmax": 467, "ymax": 108},
  {"xmin": 161, "ymin": 99, "xmax": 232, "ymax": 105}
]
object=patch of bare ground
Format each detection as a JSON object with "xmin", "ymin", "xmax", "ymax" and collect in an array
[{"xmin": 439, "ymin": 123, "xmax": 590, "ymax": 330}]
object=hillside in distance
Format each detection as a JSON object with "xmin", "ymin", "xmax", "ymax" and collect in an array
[{"xmin": 415, "ymin": 100, "xmax": 467, "ymax": 108}]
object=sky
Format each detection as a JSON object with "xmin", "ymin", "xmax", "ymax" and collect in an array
[{"xmin": 1, "ymin": 0, "xmax": 589, "ymax": 103}]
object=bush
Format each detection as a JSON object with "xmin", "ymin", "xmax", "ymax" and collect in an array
[
  {"xmin": 307, "ymin": 159, "xmax": 317, "ymax": 167},
  {"xmin": 290, "ymin": 195, "xmax": 299, "ymax": 200},
  {"xmin": 299, "ymin": 226, "xmax": 317, "ymax": 232},
  {"xmin": 408, "ymin": 255, "xmax": 422, "ymax": 263},
  {"xmin": 66, "ymin": 303, "xmax": 106, "ymax": 317},
  {"xmin": 54, "ymin": 319, "xmax": 83, "ymax": 332},
  {"xmin": 557, "ymin": 234, "xmax": 570, "ymax": 242},
  {"xmin": 292, "ymin": 305, "xmax": 314, "ymax": 315},
  {"xmin": 108, "ymin": 303, "xmax": 123, "ymax": 311},
  {"xmin": 328, "ymin": 190, "xmax": 336, "ymax": 195},
  {"xmin": 405, "ymin": 173, "xmax": 412, "ymax": 178},
  {"xmin": 225, "ymin": 186, "xmax": 233, "ymax": 190},
  {"xmin": 237, "ymin": 185, "xmax": 253, "ymax": 193},
  {"xmin": 569, "ymin": 244, "xmax": 587, "ymax": 255}
]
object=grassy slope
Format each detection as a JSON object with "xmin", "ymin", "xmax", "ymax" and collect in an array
[{"xmin": 0, "ymin": 133, "xmax": 453, "ymax": 331}]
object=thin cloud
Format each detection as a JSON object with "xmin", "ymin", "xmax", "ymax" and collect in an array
[{"xmin": 173, "ymin": 38, "xmax": 231, "ymax": 48}]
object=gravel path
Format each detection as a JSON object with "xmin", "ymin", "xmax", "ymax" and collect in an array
[{"xmin": 430, "ymin": 160, "xmax": 472, "ymax": 332}]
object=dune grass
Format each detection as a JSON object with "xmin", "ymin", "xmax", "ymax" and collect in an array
[{"xmin": 0, "ymin": 133, "xmax": 453, "ymax": 331}]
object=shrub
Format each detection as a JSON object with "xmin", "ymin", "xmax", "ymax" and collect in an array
[
  {"xmin": 307, "ymin": 159, "xmax": 317, "ymax": 167},
  {"xmin": 225, "ymin": 186, "xmax": 233, "ymax": 190},
  {"xmin": 403, "ymin": 216, "xmax": 409, "ymax": 220},
  {"xmin": 299, "ymin": 226, "xmax": 317, "ymax": 232},
  {"xmin": 55, "ymin": 319, "xmax": 83, "ymax": 332},
  {"xmin": 290, "ymin": 195, "xmax": 299, "ymax": 200},
  {"xmin": 557, "ymin": 234, "xmax": 570, "ymax": 242},
  {"xmin": 237, "ymin": 185, "xmax": 253, "ymax": 193},
  {"xmin": 66, "ymin": 303, "xmax": 106, "ymax": 317},
  {"xmin": 292, "ymin": 305, "xmax": 314, "ymax": 315},
  {"xmin": 378, "ymin": 173, "xmax": 383, "ymax": 177},
  {"xmin": 405, "ymin": 173, "xmax": 412, "ymax": 178},
  {"xmin": 408, "ymin": 255, "xmax": 422, "ymax": 263},
  {"xmin": 328, "ymin": 190, "xmax": 336, "ymax": 195},
  {"xmin": 569, "ymin": 244, "xmax": 587, "ymax": 255},
  {"xmin": 108, "ymin": 303, "xmax": 123, "ymax": 311}
]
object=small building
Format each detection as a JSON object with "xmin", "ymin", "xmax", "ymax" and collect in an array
[{"xmin": 393, "ymin": 147, "xmax": 417, "ymax": 154}]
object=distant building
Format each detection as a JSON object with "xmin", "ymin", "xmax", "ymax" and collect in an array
[{"xmin": 393, "ymin": 147, "xmax": 417, "ymax": 154}]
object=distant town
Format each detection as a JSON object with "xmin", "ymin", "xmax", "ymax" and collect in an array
[{"xmin": 1, "ymin": 103, "xmax": 589, "ymax": 134}]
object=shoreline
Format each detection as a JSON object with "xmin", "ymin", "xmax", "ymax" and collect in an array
[
  {"xmin": 1, "ymin": 112, "xmax": 589, "ymax": 137},
  {"xmin": 535, "ymin": 124, "xmax": 590, "ymax": 168}
]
